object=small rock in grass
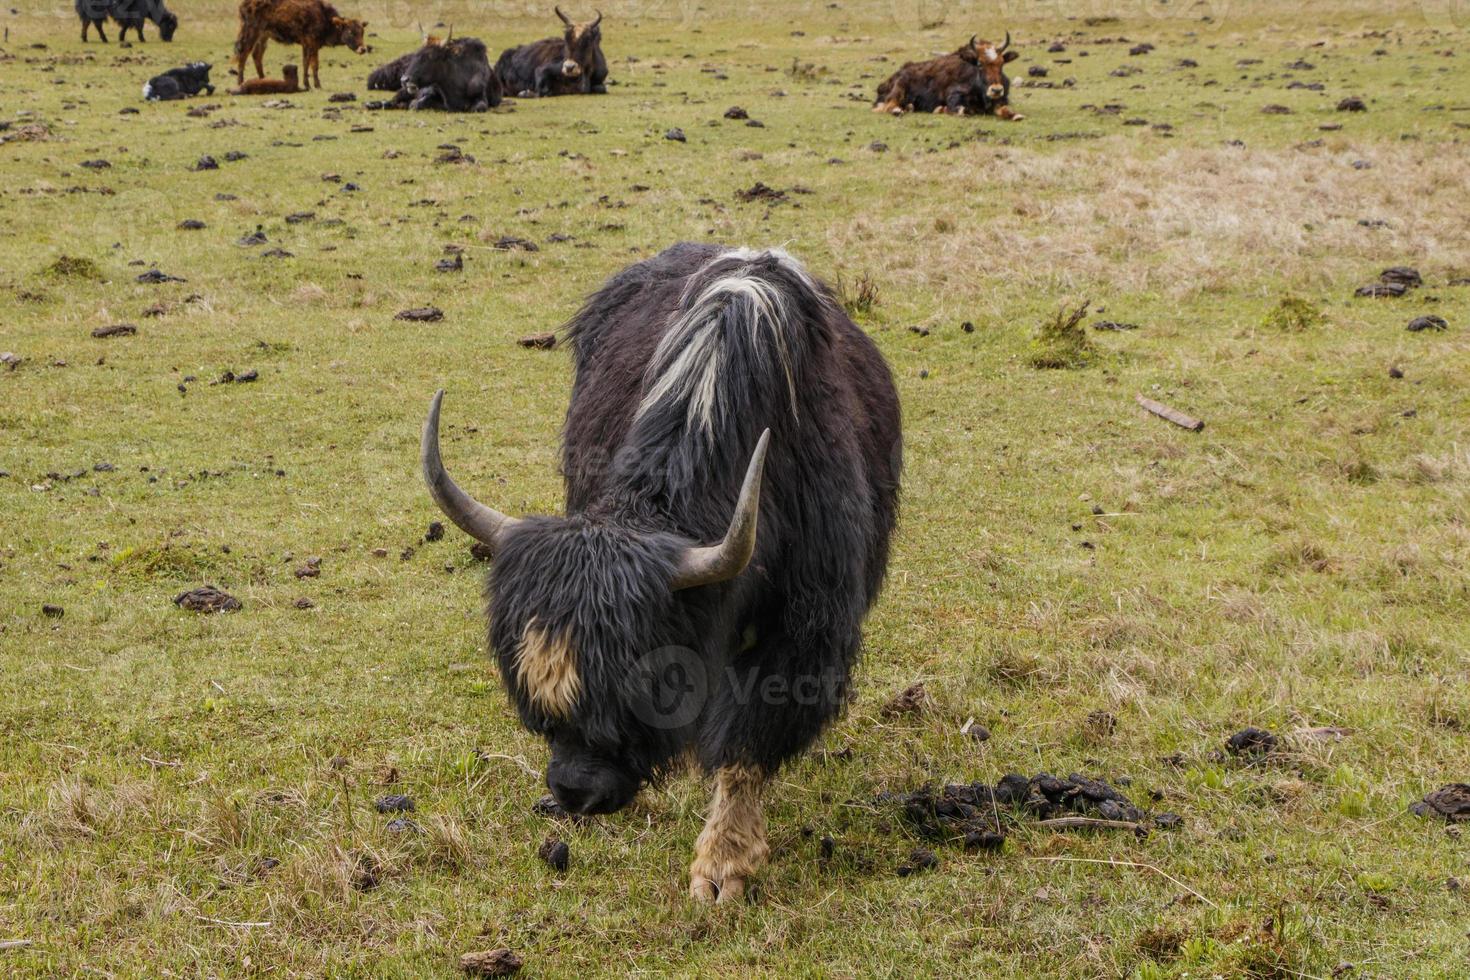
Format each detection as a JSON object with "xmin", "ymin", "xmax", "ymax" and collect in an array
[
  {"xmin": 460, "ymin": 949, "xmax": 523, "ymax": 977},
  {"xmin": 1226, "ymin": 726, "xmax": 1279, "ymax": 758},
  {"xmin": 293, "ymin": 597, "xmax": 315, "ymax": 609},
  {"xmin": 192, "ymin": 155, "xmax": 219, "ymax": 171},
  {"xmin": 664, "ymin": 127, "xmax": 686, "ymax": 142},
  {"xmin": 538, "ymin": 838, "xmax": 570, "ymax": 872},
  {"xmin": 375, "ymin": 794, "xmax": 415, "ymax": 813},
  {"xmin": 1337, "ymin": 96, "xmax": 1367, "ymax": 112},
  {"xmin": 173, "ymin": 585, "xmax": 241, "ymax": 613},
  {"xmin": 723, "ymin": 106, "xmax": 748, "ymax": 119},
  {"xmin": 386, "ymin": 817, "xmax": 421, "ymax": 834}
]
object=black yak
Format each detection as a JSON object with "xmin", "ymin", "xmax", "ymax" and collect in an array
[
  {"xmin": 422, "ymin": 243, "xmax": 901, "ymax": 902},
  {"xmin": 388, "ymin": 36, "xmax": 502, "ymax": 111},
  {"xmin": 495, "ymin": 7, "xmax": 607, "ymax": 97},
  {"xmin": 76, "ymin": 0, "xmax": 179, "ymax": 43}
]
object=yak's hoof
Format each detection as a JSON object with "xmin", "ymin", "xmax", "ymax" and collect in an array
[{"xmin": 690, "ymin": 871, "xmax": 747, "ymax": 905}]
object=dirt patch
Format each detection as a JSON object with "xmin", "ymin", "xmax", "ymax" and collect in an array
[
  {"xmin": 45, "ymin": 255, "xmax": 102, "ymax": 280},
  {"xmin": 460, "ymin": 949, "xmax": 522, "ymax": 976},
  {"xmin": 1226, "ymin": 727, "xmax": 1279, "ymax": 759},
  {"xmin": 736, "ymin": 181, "xmax": 787, "ymax": 203},
  {"xmin": 173, "ymin": 585, "xmax": 241, "ymax": 614},
  {"xmin": 1262, "ymin": 296, "xmax": 1324, "ymax": 331},
  {"xmin": 91, "ymin": 324, "xmax": 137, "ymax": 339},
  {"xmin": 880, "ymin": 681, "xmax": 929, "ymax": 718}
]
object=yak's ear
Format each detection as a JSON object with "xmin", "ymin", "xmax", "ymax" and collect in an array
[{"xmin": 1002, "ymin": 49, "xmax": 1019, "ymax": 63}]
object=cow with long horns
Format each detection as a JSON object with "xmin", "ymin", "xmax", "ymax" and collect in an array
[
  {"xmin": 495, "ymin": 7, "xmax": 607, "ymax": 97},
  {"xmin": 874, "ymin": 32, "xmax": 1022, "ymax": 119},
  {"xmin": 422, "ymin": 243, "xmax": 901, "ymax": 902}
]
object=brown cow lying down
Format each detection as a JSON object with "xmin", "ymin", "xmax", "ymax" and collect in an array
[
  {"xmin": 874, "ymin": 33, "xmax": 1022, "ymax": 120},
  {"xmin": 231, "ymin": 63, "xmax": 300, "ymax": 94},
  {"xmin": 233, "ymin": 0, "xmax": 367, "ymax": 90}
]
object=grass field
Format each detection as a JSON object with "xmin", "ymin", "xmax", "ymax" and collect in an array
[{"xmin": 3, "ymin": 0, "xmax": 1469, "ymax": 974}]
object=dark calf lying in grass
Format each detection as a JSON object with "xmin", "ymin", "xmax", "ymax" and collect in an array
[
  {"xmin": 143, "ymin": 62, "xmax": 214, "ymax": 100},
  {"xmin": 495, "ymin": 7, "xmax": 607, "ymax": 97},
  {"xmin": 76, "ymin": 0, "xmax": 178, "ymax": 43}
]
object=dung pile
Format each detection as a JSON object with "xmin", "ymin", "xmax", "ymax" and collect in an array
[{"xmin": 885, "ymin": 771, "xmax": 1176, "ymax": 849}]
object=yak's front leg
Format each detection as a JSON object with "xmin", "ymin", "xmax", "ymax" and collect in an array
[{"xmin": 689, "ymin": 765, "xmax": 770, "ymax": 904}]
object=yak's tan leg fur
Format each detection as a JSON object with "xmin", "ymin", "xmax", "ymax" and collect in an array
[{"xmin": 689, "ymin": 765, "xmax": 769, "ymax": 904}]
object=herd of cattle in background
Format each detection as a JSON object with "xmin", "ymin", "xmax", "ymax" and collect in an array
[{"xmin": 75, "ymin": 0, "xmax": 1020, "ymax": 118}]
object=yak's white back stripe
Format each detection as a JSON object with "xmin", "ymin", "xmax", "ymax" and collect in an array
[{"xmin": 635, "ymin": 248, "xmax": 809, "ymax": 437}]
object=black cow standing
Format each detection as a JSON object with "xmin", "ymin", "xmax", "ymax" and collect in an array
[
  {"xmin": 495, "ymin": 7, "xmax": 607, "ymax": 97},
  {"xmin": 76, "ymin": 0, "xmax": 178, "ymax": 42},
  {"xmin": 422, "ymin": 244, "xmax": 901, "ymax": 902}
]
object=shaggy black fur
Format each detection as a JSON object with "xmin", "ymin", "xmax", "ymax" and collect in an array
[
  {"xmin": 384, "ymin": 38, "xmax": 503, "ymax": 111},
  {"xmin": 483, "ymin": 243, "xmax": 901, "ymax": 813},
  {"xmin": 495, "ymin": 13, "xmax": 607, "ymax": 97},
  {"xmin": 142, "ymin": 62, "xmax": 213, "ymax": 101},
  {"xmin": 366, "ymin": 50, "xmax": 414, "ymax": 91},
  {"xmin": 76, "ymin": 0, "xmax": 178, "ymax": 43}
]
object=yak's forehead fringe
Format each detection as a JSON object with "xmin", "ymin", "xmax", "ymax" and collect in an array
[{"xmin": 634, "ymin": 247, "xmax": 816, "ymax": 440}]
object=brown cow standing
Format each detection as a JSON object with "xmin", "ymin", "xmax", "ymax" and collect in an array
[
  {"xmin": 233, "ymin": 0, "xmax": 367, "ymax": 90},
  {"xmin": 874, "ymin": 33, "xmax": 1022, "ymax": 120}
]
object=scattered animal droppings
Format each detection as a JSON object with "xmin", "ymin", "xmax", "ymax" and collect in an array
[
  {"xmin": 1226, "ymin": 727, "xmax": 1279, "ymax": 758},
  {"xmin": 538, "ymin": 838, "xmax": 570, "ymax": 872},
  {"xmin": 1406, "ymin": 315, "xmax": 1448, "ymax": 332},
  {"xmin": 91, "ymin": 324, "xmax": 137, "ymax": 338},
  {"xmin": 395, "ymin": 307, "xmax": 444, "ymax": 322}
]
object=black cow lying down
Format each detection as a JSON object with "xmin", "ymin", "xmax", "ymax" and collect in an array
[
  {"xmin": 496, "ymin": 7, "xmax": 607, "ymax": 97},
  {"xmin": 374, "ymin": 37, "xmax": 502, "ymax": 111},
  {"xmin": 143, "ymin": 62, "xmax": 214, "ymax": 100},
  {"xmin": 366, "ymin": 49, "xmax": 414, "ymax": 90},
  {"xmin": 422, "ymin": 243, "xmax": 902, "ymax": 902}
]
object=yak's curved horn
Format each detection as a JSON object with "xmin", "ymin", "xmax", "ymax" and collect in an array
[
  {"xmin": 421, "ymin": 390, "xmax": 519, "ymax": 554},
  {"xmin": 555, "ymin": 6, "xmax": 572, "ymax": 26},
  {"xmin": 969, "ymin": 34, "xmax": 977, "ymax": 49},
  {"xmin": 592, "ymin": 9, "xmax": 603, "ymax": 27},
  {"xmin": 670, "ymin": 429, "xmax": 770, "ymax": 591},
  {"xmin": 999, "ymin": 31, "xmax": 1011, "ymax": 53}
]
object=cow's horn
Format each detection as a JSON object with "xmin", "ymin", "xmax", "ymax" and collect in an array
[
  {"xmin": 555, "ymin": 6, "xmax": 572, "ymax": 25},
  {"xmin": 969, "ymin": 34, "xmax": 977, "ymax": 48},
  {"xmin": 999, "ymin": 31, "xmax": 1011, "ymax": 52},
  {"xmin": 421, "ymin": 390, "xmax": 519, "ymax": 554},
  {"xmin": 670, "ymin": 430, "xmax": 770, "ymax": 591},
  {"xmin": 592, "ymin": 9, "xmax": 603, "ymax": 27}
]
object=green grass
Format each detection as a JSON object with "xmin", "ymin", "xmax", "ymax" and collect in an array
[{"xmin": 2, "ymin": 1, "xmax": 1469, "ymax": 975}]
